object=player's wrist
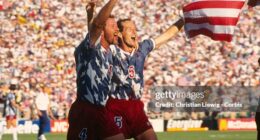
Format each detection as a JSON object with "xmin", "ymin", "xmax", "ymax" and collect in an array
[{"xmin": 177, "ymin": 15, "xmax": 184, "ymax": 23}]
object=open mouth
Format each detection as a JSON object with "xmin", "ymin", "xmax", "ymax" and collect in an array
[{"xmin": 131, "ymin": 36, "xmax": 136, "ymax": 41}]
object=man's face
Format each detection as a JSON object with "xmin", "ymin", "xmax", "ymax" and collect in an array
[
  {"xmin": 120, "ymin": 20, "xmax": 138, "ymax": 52},
  {"xmin": 103, "ymin": 18, "xmax": 119, "ymax": 45}
]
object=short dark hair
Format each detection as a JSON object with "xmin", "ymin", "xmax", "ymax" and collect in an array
[{"xmin": 117, "ymin": 18, "xmax": 131, "ymax": 32}]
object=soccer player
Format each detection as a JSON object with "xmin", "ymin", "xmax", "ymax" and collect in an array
[
  {"xmin": 86, "ymin": 2, "xmax": 95, "ymax": 31},
  {"xmin": 3, "ymin": 81, "xmax": 22, "ymax": 140},
  {"xmin": 66, "ymin": 0, "xmax": 124, "ymax": 140},
  {"xmin": 107, "ymin": 17, "xmax": 184, "ymax": 140},
  {"xmin": 35, "ymin": 84, "xmax": 55, "ymax": 140},
  {"xmin": 256, "ymin": 58, "xmax": 260, "ymax": 140}
]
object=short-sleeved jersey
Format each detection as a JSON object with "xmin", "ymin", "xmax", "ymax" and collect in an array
[
  {"xmin": 4, "ymin": 92, "xmax": 16, "ymax": 116},
  {"xmin": 75, "ymin": 34, "xmax": 113, "ymax": 106},
  {"xmin": 110, "ymin": 39, "xmax": 155, "ymax": 100},
  {"xmin": 35, "ymin": 92, "xmax": 49, "ymax": 111}
]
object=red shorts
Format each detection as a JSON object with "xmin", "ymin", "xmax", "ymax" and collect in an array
[
  {"xmin": 6, "ymin": 115, "xmax": 17, "ymax": 121},
  {"xmin": 106, "ymin": 98, "xmax": 153, "ymax": 139},
  {"xmin": 67, "ymin": 99, "xmax": 121, "ymax": 140}
]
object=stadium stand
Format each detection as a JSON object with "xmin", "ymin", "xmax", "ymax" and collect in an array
[{"xmin": 0, "ymin": 0, "xmax": 260, "ymax": 121}]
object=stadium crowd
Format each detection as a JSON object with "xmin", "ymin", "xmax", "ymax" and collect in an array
[{"xmin": 0, "ymin": 0, "xmax": 260, "ymax": 120}]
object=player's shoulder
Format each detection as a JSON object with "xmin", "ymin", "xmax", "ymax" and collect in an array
[
  {"xmin": 137, "ymin": 38, "xmax": 155, "ymax": 54},
  {"xmin": 75, "ymin": 34, "xmax": 98, "ymax": 57},
  {"xmin": 75, "ymin": 33, "xmax": 92, "ymax": 50},
  {"xmin": 139, "ymin": 38, "xmax": 155, "ymax": 47}
]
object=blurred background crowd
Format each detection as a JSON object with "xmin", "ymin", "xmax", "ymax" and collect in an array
[{"xmin": 0, "ymin": 0, "xmax": 260, "ymax": 121}]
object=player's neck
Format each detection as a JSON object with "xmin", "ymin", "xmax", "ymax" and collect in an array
[
  {"xmin": 100, "ymin": 37, "xmax": 110, "ymax": 50},
  {"xmin": 120, "ymin": 42, "xmax": 133, "ymax": 54}
]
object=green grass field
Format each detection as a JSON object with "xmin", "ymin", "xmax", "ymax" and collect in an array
[{"xmin": 1, "ymin": 131, "xmax": 257, "ymax": 140}]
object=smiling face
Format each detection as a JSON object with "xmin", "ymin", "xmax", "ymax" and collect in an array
[
  {"xmin": 118, "ymin": 19, "xmax": 139, "ymax": 52},
  {"xmin": 103, "ymin": 17, "xmax": 119, "ymax": 45}
]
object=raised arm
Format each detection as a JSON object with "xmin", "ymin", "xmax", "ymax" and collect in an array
[
  {"xmin": 154, "ymin": 17, "xmax": 184, "ymax": 49},
  {"xmin": 86, "ymin": 2, "xmax": 96, "ymax": 31},
  {"xmin": 89, "ymin": 0, "xmax": 118, "ymax": 45}
]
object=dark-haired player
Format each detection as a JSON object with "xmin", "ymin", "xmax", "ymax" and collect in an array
[
  {"xmin": 107, "ymin": 17, "xmax": 184, "ymax": 140},
  {"xmin": 3, "ymin": 81, "xmax": 22, "ymax": 140}
]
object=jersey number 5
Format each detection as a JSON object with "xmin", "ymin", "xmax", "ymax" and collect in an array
[
  {"xmin": 114, "ymin": 116, "xmax": 123, "ymax": 129},
  {"xmin": 128, "ymin": 65, "xmax": 135, "ymax": 79}
]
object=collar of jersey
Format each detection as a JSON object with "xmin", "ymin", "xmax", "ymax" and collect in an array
[
  {"xmin": 121, "ymin": 48, "xmax": 135, "ymax": 57},
  {"xmin": 101, "ymin": 45, "xmax": 111, "ymax": 54}
]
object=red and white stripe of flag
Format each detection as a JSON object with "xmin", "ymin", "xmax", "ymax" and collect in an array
[
  {"xmin": 183, "ymin": 0, "xmax": 245, "ymax": 42},
  {"xmin": 0, "ymin": 1, "xmax": 3, "ymax": 11}
]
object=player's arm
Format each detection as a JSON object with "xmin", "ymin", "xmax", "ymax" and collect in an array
[
  {"xmin": 89, "ymin": 0, "xmax": 118, "ymax": 46},
  {"xmin": 153, "ymin": 17, "xmax": 184, "ymax": 49},
  {"xmin": 10, "ymin": 99, "xmax": 22, "ymax": 111},
  {"xmin": 86, "ymin": 2, "xmax": 96, "ymax": 31},
  {"xmin": 47, "ymin": 103, "xmax": 55, "ymax": 120},
  {"xmin": 35, "ymin": 96, "xmax": 42, "ymax": 116}
]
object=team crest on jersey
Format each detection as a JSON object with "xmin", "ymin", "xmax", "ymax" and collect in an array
[
  {"xmin": 128, "ymin": 65, "xmax": 135, "ymax": 79},
  {"xmin": 114, "ymin": 116, "xmax": 123, "ymax": 128}
]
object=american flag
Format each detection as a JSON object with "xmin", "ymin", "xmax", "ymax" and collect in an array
[
  {"xmin": 183, "ymin": 0, "xmax": 245, "ymax": 42},
  {"xmin": 0, "ymin": 0, "xmax": 13, "ymax": 10}
]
